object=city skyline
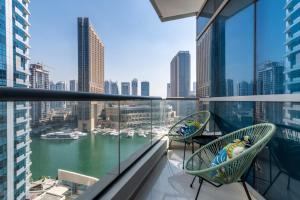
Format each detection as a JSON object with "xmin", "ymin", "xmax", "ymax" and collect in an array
[{"xmin": 29, "ymin": 0, "xmax": 196, "ymax": 97}]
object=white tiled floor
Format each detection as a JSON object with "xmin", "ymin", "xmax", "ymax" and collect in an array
[{"xmin": 134, "ymin": 149, "xmax": 261, "ymax": 200}]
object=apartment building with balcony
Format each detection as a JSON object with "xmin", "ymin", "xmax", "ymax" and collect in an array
[
  {"xmin": 284, "ymin": 0, "xmax": 300, "ymax": 129},
  {"xmin": 1, "ymin": 0, "xmax": 31, "ymax": 199},
  {"xmin": 29, "ymin": 63, "xmax": 50, "ymax": 126}
]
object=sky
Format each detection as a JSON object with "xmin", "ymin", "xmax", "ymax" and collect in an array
[{"xmin": 29, "ymin": 0, "xmax": 196, "ymax": 97}]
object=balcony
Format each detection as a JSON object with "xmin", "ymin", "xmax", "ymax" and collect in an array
[
  {"xmin": 285, "ymin": 16, "xmax": 300, "ymax": 34},
  {"xmin": 16, "ymin": 191, "xmax": 25, "ymax": 200},
  {"xmin": 1, "ymin": 88, "xmax": 300, "ymax": 200},
  {"xmin": 16, "ymin": 166, "xmax": 26, "ymax": 177},
  {"xmin": 284, "ymin": 2, "xmax": 300, "ymax": 21},
  {"xmin": 16, "ymin": 141, "xmax": 26, "ymax": 150},
  {"xmin": 133, "ymin": 148, "xmax": 262, "ymax": 200},
  {"xmin": 16, "ymin": 154, "xmax": 26, "ymax": 163},
  {"xmin": 14, "ymin": 6, "xmax": 31, "ymax": 26},
  {"xmin": 15, "ymin": 47, "xmax": 31, "ymax": 60},
  {"xmin": 16, "ymin": 129, "xmax": 27, "ymax": 137},
  {"xmin": 285, "ymin": 0, "xmax": 299, "ymax": 10},
  {"xmin": 16, "ymin": 0, "xmax": 31, "ymax": 15},
  {"xmin": 284, "ymin": 65, "xmax": 300, "ymax": 74},
  {"xmin": 15, "ymin": 33, "xmax": 30, "ymax": 49},
  {"xmin": 15, "ymin": 78, "xmax": 30, "ymax": 87},
  {"xmin": 15, "ymin": 20, "xmax": 30, "ymax": 38}
]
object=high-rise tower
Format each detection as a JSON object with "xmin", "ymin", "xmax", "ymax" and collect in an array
[
  {"xmin": 284, "ymin": 0, "xmax": 300, "ymax": 128},
  {"xmin": 78, "ymin": 17, "xmax": 105, "ymax": 131},
  {"xmin": 1, "ymin": 0, "xmax": 31, "ymax": 199},
  {"xmin": 170, "ymin": 51, "xmax": 191, "ymax": 97},
  {"xmin": 29, "ymin": 63, "xmax": 50, "ymax": 126},
  {"xmin": 131, "ymin": 79, "xmax": 138, "ymax": 96}
]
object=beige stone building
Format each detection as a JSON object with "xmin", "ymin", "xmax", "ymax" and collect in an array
[{"xmin": 77, "ymin": 17, "xmax": 104, "ymax": 131}]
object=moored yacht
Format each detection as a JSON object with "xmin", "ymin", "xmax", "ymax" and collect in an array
[{"xmin": 41, "ymin": 132, "xmax": 79, "ymax": 140}]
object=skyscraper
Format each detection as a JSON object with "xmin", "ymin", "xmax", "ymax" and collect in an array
[
  {"xmin": 167, "ymin": 83, "xmax": 171, "ymax": 97},
  {"xmin": 51, "ymin": 81, "xmax": 67, "ymax": 109},
  {"xmin": 226, "ymin": 79, "xmax": 234, "ymax": 96},
  {"xmin": 104, "ymin": 80, "xmax": 110, "ymax": 94},
  {"xmin": 284, "ymin": 0, "xmax": 300, "ymax": 128},
  {"xmin": 1, "ymin": 0, "xmax": 31, "ymax": 199},
  {"xmin": 196, "ymin": 19, "xmax": 225, "ymax": 98},
  {"xmin": 237, "ymin": 81, "xmax": 250, "ymax": 96},
  {"xmin": 256, "ymin": 61, "xmax": 285, "ymax": 123},
  {"xmin": 170, "ymin": 51, "xmax": 191, "ymax": 97},
  {"xmin": 55, "ymin": 81, "xmax": 67, "ymax": 91},
  {"xmin": 78, "ymin": 17, "xmax": 104, "ymax": 93},
  {"xmin": 193, "ymin": 82, "xmax": 196, "ymax": 93},
  {"xmin": 121, "ymin": 82, "xmax": 130, "ymax": 96},
  {"xmin": 110, "ymin": 81, "xmax": 119, "ymax": 95},
  {"xmin": 29, "ymin": 64, "xmax": 50, "ymax": 126},
  {"xmin": 78, "ymin": 17, "xmax": 104, "ymax": 131},
  {"xmin": 29, "ymin": 63, "xmax": 49, "ymax": 90},
  {"xmin": 131, "ymin": 79, "xmax": 138, "ymax": 96},
  {"xmin": 69, "ymin": 80, "xmax": 78, "ymax": 92},
  {"xmin": 257, "ymin": 61, "xmax": 284, "ymax": 95},
  {"xmin": 50, "ymin": 81, "xmax": 56, "ymax": 90},
  {"xmin": 141, "ymin": 81, "xmax": 150, "ymax": 96}
]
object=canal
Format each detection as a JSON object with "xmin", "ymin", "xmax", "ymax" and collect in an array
[{"xmin": 30, "ymin": 133, "xmax": 151, "ymax": 180}]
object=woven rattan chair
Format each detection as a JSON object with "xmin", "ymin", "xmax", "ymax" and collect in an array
[
  {"xmin": 185, "ymin": 123, "xmax": 276, "ymax": 200},
  {"xmin": 168, "ymin": 111, "xmax": 210, "ymax": 168}
]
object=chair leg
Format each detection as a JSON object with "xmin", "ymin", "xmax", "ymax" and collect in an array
[
  {"xmin": 192, "ymin": 142, "xmax": 195, "ymax": 154},
  {"xmin": 263, "ymin": 171, "xmax": 282, "ymax": 196},
  {"xmin": 168, "ymin": 140, "xmax": 172, "ymax": 149},
  {"xmin": 190, "ymin": 176, "xmax": 197, "ymax": 188},
  {"xmin": 195, "ymin": 177, "xmax": 203, "ymax": 200},
  {"xmin": 183, "ymin": 142, "xmax": 186, "ymax": 169},
  {"xmin": 269, "ymin": 148, "xmax": 272, "ymax": 185},
  {"xmin": 242, "ymin": 181, "xmax": 252, "ymax": 200},
  {"xmin": 287, "ymin": 176, "xmax": 291, "ymax": 190}
]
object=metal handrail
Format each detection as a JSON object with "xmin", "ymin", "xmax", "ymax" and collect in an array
[{"xmin": 0, "ymin": 87, "xmax": 162, "ymax": 101}]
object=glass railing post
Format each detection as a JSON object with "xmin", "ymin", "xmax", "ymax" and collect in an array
[
  {"xmin": 118, "ymin": 100, "xmax": 121, "ymax": 175},
  {"xmin": 151, "ymin": 100, "xmax": 153, "ymax": 145}
]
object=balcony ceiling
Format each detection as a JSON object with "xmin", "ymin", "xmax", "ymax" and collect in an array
[{"xmin": 150, "ymin": 0, "xmax": 206, "ymax": 22}]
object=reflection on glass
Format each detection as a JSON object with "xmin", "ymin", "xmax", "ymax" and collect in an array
[
  {"xmin": 204, "ymin": 100, "xmax": 300, "ymax": 200},
  {"xmin": 196, "ymin": 1, "xmax": 254, "ymax": 97},
  {"xmin": 196, "ymin": 0, "xmax": 224, "ymax": 35},
  {"xmin": 151, "ymin": 100, "xmax": 172, "ymax": 143},
  {"xmin": 119, "ymin": 100, "xmax": 152, "ymax": 171}
]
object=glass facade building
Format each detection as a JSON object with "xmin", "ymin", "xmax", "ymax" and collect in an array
[
  {"xmin": 196, "ymin": 0, "xmax": 300, "ymax": 199},
  {"xmin": 131, "ymin": 78, "xmax": 138, "ymax": 96},
  {"xmin": 170, "ymin": 51, "xmax": 191, "ymax": 97},
  {"xmin": 1, "ymin": 0, "xmax": 31, "ymax": 199},
  {"xmin": 104, "ymin": 80, "xmax": 110, "ymax": 94},
  {"xmin": 141, "ymin": 81, "xmax": 150, "ymax": 96},
  {"xmin": 110, "ymin": 81, "xmax": 119, "ymax": 95},
  {"xmin": 121, "ymin": 82, "xmax": 130, "ymax": 96}
]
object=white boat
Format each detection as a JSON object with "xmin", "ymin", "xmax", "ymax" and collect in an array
[
  {"xmin": 138, "ymin": 132, "xmax": 147, "ymax": 137},
  {"xmin": 41, "ymin": 132, "xmax": 79, "ymax": 140},
  {"xmin": 74, "ymin": 131, "xmax": 88, "ymax": 137},
  {"xmin": 101, "ymin": 128, "xmax": 114, "ymax": 135},
  {"xmin": 109, "ymin": 130, "xmax": 119, "ymax": 136},
  {"xmin": 127, "ymin": 130, "xmax": 134, "ymax": 137}
]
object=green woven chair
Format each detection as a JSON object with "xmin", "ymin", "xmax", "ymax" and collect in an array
[
  {"xmin": 168, "ymin": 111, "xmax": 210, "ymax": 168},
  {"xmin": 185, "ymin": 123, "xmax": 276, "ymax": 200}
]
